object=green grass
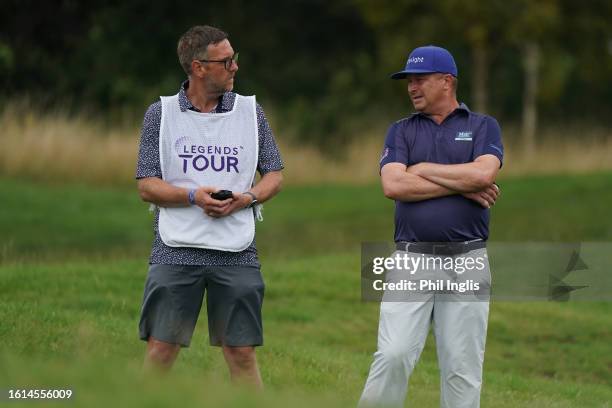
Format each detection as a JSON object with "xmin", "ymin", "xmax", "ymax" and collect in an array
[
  {"xmin": 2, "ymin": 172, "xmax": 612, "ymax": 262},
  {"xmin": 1, "ymin": 174, "xmax": 611, "ymax": 407}
]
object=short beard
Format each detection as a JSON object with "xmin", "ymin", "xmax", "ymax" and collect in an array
[{"xmin": 205, "ymin": 78, "xmax": 232, "ymax": 96}]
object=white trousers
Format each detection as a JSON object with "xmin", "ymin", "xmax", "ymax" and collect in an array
[{"xmin": 359, "ymin": 250, "xmax": 490, "ymax": 408}]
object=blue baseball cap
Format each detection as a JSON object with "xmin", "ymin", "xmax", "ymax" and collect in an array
[{"xmin": 390, "ymin": 45, "xmax": 458, "ymax": 79}]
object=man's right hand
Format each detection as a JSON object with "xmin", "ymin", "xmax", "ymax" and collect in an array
[
  {"xmin": 193, "ymin": 187, "xmax": 235, "ymax": 217},
  {"xmin": 462, "ymin": 183, "xmax": 500, "ymax": 208}
]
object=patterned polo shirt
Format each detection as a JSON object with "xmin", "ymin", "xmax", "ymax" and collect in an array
[{"xmin": 136, "ymin": 81, "xmax": 284, "ymax": 266}]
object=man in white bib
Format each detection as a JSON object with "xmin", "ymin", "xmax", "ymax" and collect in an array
[{"xmin": 136, "ymin": 25, "xmax": 283, "ymax": 388}]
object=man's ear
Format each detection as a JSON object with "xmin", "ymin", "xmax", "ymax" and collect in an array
[
  {"xmin": 191, "ymin": 60, "xmax": 206, "ymax": 78},
  {"xmin": 444, "ymin": 75, "xmax": 453, "ymax": 91}
]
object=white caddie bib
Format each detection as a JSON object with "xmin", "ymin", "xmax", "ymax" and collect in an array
[{"xmin": 158, "ymin": 93, "xmax": 258, "ymax": 251}]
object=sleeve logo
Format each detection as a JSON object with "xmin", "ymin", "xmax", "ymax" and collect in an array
[{"xmin": 380, "ymin": 147, "xmax": 390, "ymax": 163}]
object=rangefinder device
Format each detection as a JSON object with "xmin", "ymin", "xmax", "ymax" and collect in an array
[{"xmin": 210, "ymin": 190, "xmax": 233, "ymax": 200}]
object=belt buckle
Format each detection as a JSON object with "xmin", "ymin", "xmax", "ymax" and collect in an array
[{"xmin": 407, "ymin": 242, "xmax": 422, "ymax": 253}]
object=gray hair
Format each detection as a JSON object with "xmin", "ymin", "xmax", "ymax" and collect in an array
[{"xmin": 177, "ymin": 25, "xmax": 228, "ymax": 75}]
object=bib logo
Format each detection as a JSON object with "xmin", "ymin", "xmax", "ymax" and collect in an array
[{"xmin": 178, "ymin": 144, "xmax": 241, "ymax": 173}]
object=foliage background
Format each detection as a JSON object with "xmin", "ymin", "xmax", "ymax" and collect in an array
[{"xmin": 2, "ymin": 0, "xmax": 611, "ymax": 150}]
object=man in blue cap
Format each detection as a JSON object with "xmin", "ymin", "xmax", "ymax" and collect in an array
[{"xmin": 359, "ymin": 46, "xmax": 503, "ymax": 407}]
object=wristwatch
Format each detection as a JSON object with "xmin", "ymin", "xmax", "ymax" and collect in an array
[{"xmin": 243, "ymin": 191, "xmax": 258, "ymax": 208}]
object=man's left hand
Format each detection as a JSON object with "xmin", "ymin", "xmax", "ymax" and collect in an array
[
  {"xmin": 205, "ymin": 193, "xmax": 252, "ymax": 218},
  {"xmin": 462, "ymin": 184, "xmax": 500, "ymax": 208}
]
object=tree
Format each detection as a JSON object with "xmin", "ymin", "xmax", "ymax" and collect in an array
[
  {"xmin": 437, "ymin": 0, "xmax": 510, "ymax": 114},
  {"xmin": 505, "ymin": 0, "xmax": 560, "ymax": 157}
]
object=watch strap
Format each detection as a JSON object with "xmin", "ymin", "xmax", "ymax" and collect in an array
[{"xmin": 243, "ymin": 191, "xmax": 258, "ymax": 208}]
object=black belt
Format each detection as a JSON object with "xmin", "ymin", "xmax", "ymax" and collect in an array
[{"xmin": 396, "ymin": 240, "xmax": 486, "ymax": 255}]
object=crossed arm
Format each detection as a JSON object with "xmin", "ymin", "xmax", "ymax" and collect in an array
[
  {"xmin": 137, "ymin": 170, "xmax": 283, "ymax": 218},
  {"xmin": 381, "ymin": 154, "xmax": 501, "ymax": 207}
]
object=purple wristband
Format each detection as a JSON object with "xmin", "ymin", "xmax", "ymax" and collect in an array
[{"xmin": 188, "ymin": 189, "xmax": 197, "ymax": 205}]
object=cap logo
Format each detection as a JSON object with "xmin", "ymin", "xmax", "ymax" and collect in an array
[{"xmin": 390, "ymin": 46, "xmax": 458, "ymax": 79}]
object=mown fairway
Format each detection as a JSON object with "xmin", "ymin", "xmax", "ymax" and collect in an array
[{"xmin": 1, "ymin": 173, "xmax": 611, "ymax": 407}]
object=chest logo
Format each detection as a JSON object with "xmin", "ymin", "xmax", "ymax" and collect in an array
[
  {"xmin": 455, "ymin": 131, "xmax": 473, "ymax": 141},
  {"xmin": 177, "ymin": 144, "xmax": 241, "ymax": 174}
]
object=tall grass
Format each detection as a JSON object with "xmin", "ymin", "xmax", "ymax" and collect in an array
[
  {"xmin": 0, "ymin": 104, "xmax": 138, "ymax": 185},
  {"xmin": 1, "ymin": 104, "xmax": 611, "ymax": 186}
]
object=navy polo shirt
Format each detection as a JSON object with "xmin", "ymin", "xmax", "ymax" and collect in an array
[{"xmin": 379, "ymin": 103, "xmax": 504, "ymax": 243}]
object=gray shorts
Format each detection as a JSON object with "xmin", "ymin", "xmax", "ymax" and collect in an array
[{"xmin": 139, "ymin": 264, "xmax": 264, "ymax": 347}]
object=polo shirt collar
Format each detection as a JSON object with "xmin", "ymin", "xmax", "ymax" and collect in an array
[
  {"xmin": 456, "ymin": 102, "xmax": 470, "ymax": 113},
  {"xmin": 412, "ymin": 102, "xmax": 471, "ymax": 121},
  {"xmin": 178, "ymin": 80, "xmax": 233, "ymax": 113}
]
